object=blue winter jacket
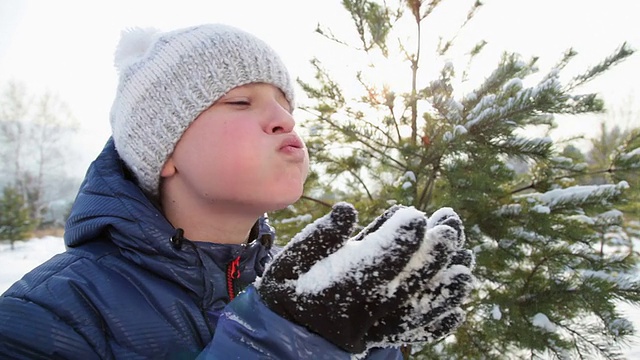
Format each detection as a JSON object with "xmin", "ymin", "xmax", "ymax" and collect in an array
[{"xmin": 0, "ymin": 139, "xmax": 401, "ymax": 360}]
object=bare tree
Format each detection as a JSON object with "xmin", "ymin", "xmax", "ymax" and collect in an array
[
  {"xmin": 0, "ymin": 81, "xmax": 79, "ymax": 228},
  {"xmin": 0, "ymin": 82, "xmax": 30, "ymax": 185}
]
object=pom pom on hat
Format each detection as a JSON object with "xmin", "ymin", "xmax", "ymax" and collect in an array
[
  {"xmin": 113, "ymin": 27, "xmax": 159, "ymax": 74},
  {"xmin": 109, "ymin": 24, "xmax": 295, "ymax": 197}
]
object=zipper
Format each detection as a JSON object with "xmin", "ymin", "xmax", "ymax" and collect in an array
[{"xmin": 226, "ymin": 256, "xmax": 241, "ymax": 300}]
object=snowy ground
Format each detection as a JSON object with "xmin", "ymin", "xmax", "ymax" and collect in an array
[{"xmin": 1, "ymin": 236, "xmax": 640, "ymax": 358}]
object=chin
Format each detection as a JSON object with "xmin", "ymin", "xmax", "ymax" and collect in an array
[{"xmin": 266, "ymin": 192, "xmax": 303, "ymax": 212}]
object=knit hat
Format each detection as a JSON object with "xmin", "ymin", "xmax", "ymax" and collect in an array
[{"xmin": 109, "ymin": 24, "xmax": 295, "ymax": 196}]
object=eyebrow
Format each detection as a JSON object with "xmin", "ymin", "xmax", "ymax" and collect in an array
[{"xmin": 220, "ymin": 85, "xmax": 291, "ymax": 111}]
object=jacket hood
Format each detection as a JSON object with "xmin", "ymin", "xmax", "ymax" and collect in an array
[
  {"xmin": 64, "ymin": 138, "xmax": 274, "ymax": 306},
  {"xmin": 65, "ymin": 138, "xmax": 174, "ymax": 249}
]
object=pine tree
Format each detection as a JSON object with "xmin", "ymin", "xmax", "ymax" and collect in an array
[
  {"xmin": 271, "ymin": 0, "xmax": 640, "ymax": 358},
  {"xmin": 0, "ymin": 185, "xmax": 36, "ymax": 250},
  {"xmin": 585, "ymin": 123, "xmax": 640, "ymax": 266}
]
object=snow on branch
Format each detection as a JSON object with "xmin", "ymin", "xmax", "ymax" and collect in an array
[
  {"xmin": 580, "ymin": 270, "xmax": 637, "ymax": 291},
  {"xmin": 494, "ymin": 136, "xmax": 553, "ymax": 157},
  {"xmin": 528, "ymin": 181, "xmax": 629, "ymax": 210},
  {"xmin": 464, "ymin": 74, "xmax": 562, "ymax": 131},
  {"xmin": 461, "ymin": 54, "xmax": 530, "ymax": 111},
  {"xmin": 617, "ymin": 147, "xmax": 640, "ymax": 169},
  {"xmin": 620, "ymin": 148, "xmax": 640, "ymax": 161}
]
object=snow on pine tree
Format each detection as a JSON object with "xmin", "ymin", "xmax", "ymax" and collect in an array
[{"xmin": 269, "ymin": 1, "xmax": 640, "ymax": 359}]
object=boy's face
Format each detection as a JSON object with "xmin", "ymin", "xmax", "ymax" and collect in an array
[{"xmin": 161, "ymin": 83, "xmax": 309, "ymax": 215}]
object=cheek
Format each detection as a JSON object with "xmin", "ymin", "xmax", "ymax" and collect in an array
[
  {"xmin": 213, "ymin": 150, "xmax": 257, "ymax": 177},
  {"xmin": 202, "ymin": 137, "xmax": 261, "ymax": 185},
  {"xmin": 172, "ymin": 124, "xmax": 227, "ymax": 179}
]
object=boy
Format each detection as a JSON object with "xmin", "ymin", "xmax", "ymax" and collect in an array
[{"xmin": 0, "ymin": 24, "xmax": 474, "ymax": 359}]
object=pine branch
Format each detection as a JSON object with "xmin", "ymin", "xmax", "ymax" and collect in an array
[
  {"xmin": 461, "ymin": 53, "xmax": 536, "ymax": 112},
  {"xmin": 565, "ymin": 42, "xmax": 635, "ymax": 91},
  {"xmin": 322, "ymin": 115, "xmax": 407, "ymax": 170},
  {"xmin": 465, "ymin": 74, "xmax": 563, "ymax": 135},
  {"xmin": 359, "ymin": 81, "xmax": 403, "ymax": 145},
  {"xmin": 509, "ymin": 167, "xmax": 621, "ymax": 195},
  {"xmin": 416, "ymin": 162, "xmax": 439, "ymax": 210},
  {"xmin": 300, "ymin": 195, "xmax": 333, "ymax": 209},
  {"xmin": 462, "ymin": 40, "xmax": 488, "ymax": 82},
  {"xmin": 419, "ymin": 0, "xmax": 442, "ymax": 21},
  {"xmin": 436, "ymin": 0, "xmax": 483, "ymax": 56},
  {"xmin": 347, "ymin": 168, "xmax": 374, "ymax": 201},
  {"xmin": 314, "ymin": 23, "xmax": 352, "ymax": 48},
  {"xmin": 409, "ymin": 36, "xmax": 419, "ymax": 146},
  {"xmin": 552, "ymin": 48, "xmax": 578, "ymax": 73},
  {"xmin": 492, "ymin": 136, "xmax": 553, "ymax": 160},
  {"xmin": 558, "ymin": 322, "xmax": 624, "ymax": 360},
  {"xmin": 352, "ymin": 116, "xmax": 399, "ymax": 147},
  {"xmin": 520, "ymin": 256, "xmax": 548, "ymax": 295},
  {"xmin": 387, "ymin": 102, "xmax": 402, "ymax": 142}
]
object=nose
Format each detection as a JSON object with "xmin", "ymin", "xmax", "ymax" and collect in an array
[{"xmin": 266, "ymin": 100, "xmax": 295, "ymax": 134}]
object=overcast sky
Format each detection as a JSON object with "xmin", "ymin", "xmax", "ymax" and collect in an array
[{"xmin": 1, "ymin": 0, "xmax": 638, "ymax": 178}]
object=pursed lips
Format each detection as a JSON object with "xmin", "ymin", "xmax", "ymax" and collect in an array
[
  {"xmin": 278, "ymin": 135, "xmax": 306, "ymax": 160},
  {"xmin": 279, "ymin": 135, "xmax": 304, "ymax": 151}
]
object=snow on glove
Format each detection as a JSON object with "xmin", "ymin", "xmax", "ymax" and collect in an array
[
  {"xmin": 363, "ymin": 207, "xmax": 476, "ymax": 349},
  {"xmin": 255, "ymin": 202, "xmax": 430, "ymax": 353}
]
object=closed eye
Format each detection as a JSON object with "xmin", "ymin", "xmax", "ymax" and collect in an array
[{"xmin": 227, "ymin": 100, "xmax": 250, "ymax": 106}]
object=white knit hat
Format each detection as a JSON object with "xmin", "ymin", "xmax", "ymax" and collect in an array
[{"xmin": 109, "ymin": 24, "xmax": 295, "ymax": 196}]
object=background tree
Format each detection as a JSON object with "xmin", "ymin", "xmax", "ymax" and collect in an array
[
  {"xmin": 0, "ymin": 81, "xmax": 79, "ymax": 235},
  {"xmin": 271, "ymin": 0, "xmax": 640, "ymax": 358},
  {"xmin": 0, "ymin": 185, "xmax": 36, "ymax": 250},
  {"xmin": 586, "ymin": 119, "xmax": 640, "ymax": 250}
]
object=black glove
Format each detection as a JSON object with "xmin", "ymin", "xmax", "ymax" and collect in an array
[
  {"xmin": 363, "ymin": 208, "xmax": 475, "ymax": 347},
  {"xmin": 256, "ymin": 203, "xmax": 475, "ymax": 354},
  {"xmin": 256, "ymin": 202, "xmax": 428, "ymax": 353}
]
